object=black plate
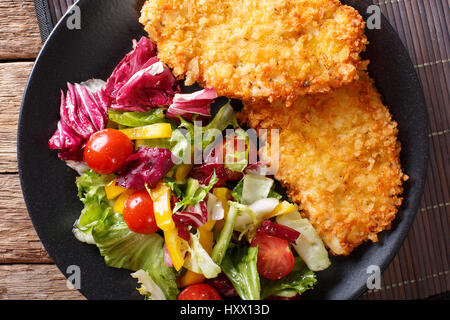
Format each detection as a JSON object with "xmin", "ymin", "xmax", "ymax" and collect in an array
[{"xmin": 18, "ymin": 0, "xmax": 429, "ymax": 300}]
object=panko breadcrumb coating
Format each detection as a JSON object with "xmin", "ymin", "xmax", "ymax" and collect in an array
[
  {"xmin": 239, "ymin": 73, "xmax": 408, "ymax": 255},
  {"xmin": 140, "ymin": 0, "xmax": 368, "ymax": 105}
]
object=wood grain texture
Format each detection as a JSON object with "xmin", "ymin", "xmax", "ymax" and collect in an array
[
  {"xmin": 0, "ymin": 0, "xmax": 447, "ymax": 300},
  {"xmin": 0, "ymin": 174, "xmax": 51, "ymax": 263},
  {"xmin": 0, "ymin": 61, "xmax": 33, "ymax": 173},
  {"xmin": 0, "ymin": 264, "xmax": 85, "ymax": 299},
  {"xmin": 0, "ymin": 0, "xmax": 42, "ymax": 60}
]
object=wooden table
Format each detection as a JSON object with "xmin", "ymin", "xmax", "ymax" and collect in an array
[
  {"xmin": 0, "ymin": 0, "xmax": 448, "ymax": 300},
  {"xmin": 0, "ymin": 0, "xmax": 84, "ymax": 299}
]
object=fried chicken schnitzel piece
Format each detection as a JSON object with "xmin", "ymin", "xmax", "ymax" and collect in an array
[
  {"xmin": 140, "ymin": 0, "xmax": 368, "ymax": 105},
  {"xmin": 238, "ymin": 73, "xmax": 408, "ymax": 255}
]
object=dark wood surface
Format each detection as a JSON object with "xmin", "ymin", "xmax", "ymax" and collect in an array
[{"xmin": 0, "ymin": 0, "xmax": 447, "ymax": 300}]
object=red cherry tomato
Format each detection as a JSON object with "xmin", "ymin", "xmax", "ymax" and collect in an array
[
  {"xmin": 177, "ymin": 283, "xmax": 222, "ymax": 300},
  {"xmin": 83, "ymin": 129, "xmax": 133, "ymax": 174},
  {"xmin": 123, "ymin": 190, "xmax": 159, "ymax": 234},
  {"xmin": 250, "ymin": 233, "xmax": 295, "ymax": 280}
]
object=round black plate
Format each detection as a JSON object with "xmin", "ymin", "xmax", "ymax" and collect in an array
[{"xmin": 18, "ymin": 0, "xmax": 429, "ymax": 300}]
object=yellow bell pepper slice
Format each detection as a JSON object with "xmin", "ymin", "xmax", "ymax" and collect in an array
[
  {"xmin": 147, "ymin": 182, "xmax": 175, "ymax": 231},
  {"xmin": 105, "ymin": 178, "xmax": 126, "ymax": 200},
  {"xmin": 265, "ymin": 201, "xmax": 296, "ymax": 219},
  {"xmin": 175, "ymin": 164, "xmax": 193, "ymax": 181},
  {"xmin": 178, "ymin": 270, "xmax": 205, "ymax": 288},
  {"xmin": 198, "ymin": 227, "xmax": 214, "ymax": 253},
  {"xmin": 212, "ymin": 187, "xmax": 231, "ymax": 233},
  {"xmin": 165, "ymin": 168, "xmax": 174, "ymax": 178},
  {"xmin": 202, "ymin": 220, "xmax": 216, "ymax": 232},
  {"xmin": 120, "ymin": 123, "xmax": 172, "ymax": 140},
  {"xmin": 164, "ymin": 227, "xmax": 185, "ymax": 271},
  {"xmin": 213, "ymin": 188, "xmax": 231, "ymax": 211},
  {"xmin": 135, "ymin": 139, "xmax": 147, "ymax": 150},
  {"xmin": 179, "ymin": 227, "xmax": 214, "ymax": 287},
  {"xmin": 213, "ymin": 221, "xmax": 225, "ymax": 233},
  {"xmin": 113, "ymin": 189, "xmax": 134, "ymax": 214}
]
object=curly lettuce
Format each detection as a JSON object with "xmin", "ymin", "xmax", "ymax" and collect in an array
[
  {"xmin": 260, "ymin": 258, "xmax": 317, "ymax": 299},
  {"xmin": 231, "ymin": 174, "xmax": 282, "ymax": 204},
  {"xmin": 183, "ymin": 231, "xmax": 221, "ymax": 279},
  {"xmin": 131, "ymin": 269, "xmax": 167, "ymax": 300},
  {"xmin": 92, "ymin": 210, "xmax": 179, "ymax": 299},
  {"xmin": 220, "ymin": 244, "xmax": 260, "ymax": 300},
  {"xmin": 73, "ymin": 170, "xmax": 114, "ymax": 244},
  {"xmin": 173, "ymin": 174, "xmax": 218, "ymax": 212},
  {"xmin": 73, "ymin": 171, "xmax": 179, "ymax": 299}
]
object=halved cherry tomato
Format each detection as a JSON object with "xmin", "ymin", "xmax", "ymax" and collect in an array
[
  {"xmin": 250, "ymin": 232, "xmax": 295, "ymax": 280},
  {"xmin": 123, "ymin": 190, "xmax": 159, "ymax": 234},
  {"xmin": 177, "ymin": 283, "xmax": 222, "ymax": 300},
  {"xmin": 83, "ymin": 129, "xmax": 133, "ymax": 174}
]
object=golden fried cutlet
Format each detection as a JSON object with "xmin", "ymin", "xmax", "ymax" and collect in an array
[
  {"xmin": 238, "ymin": 73, "xmax": 408, "ymax": 255},
  {"xmin": 140, "ymin": 0, "xmax": 368, "ymax": 105}
]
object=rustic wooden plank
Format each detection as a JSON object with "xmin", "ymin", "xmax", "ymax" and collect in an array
[
  {"xmin": 0, "ymin": 174, "xmax": 51, "ymax": 263},
  {"xmin": 0, "ymin": 0, "xmax": 42, "ymax": 60},
  {"xmin": 0, "ymin": 61, "xmax": 34, "ymax": 173},
  {"xmin": 0, "ymin": 264, "xmax": 85, "ymax": 299}
]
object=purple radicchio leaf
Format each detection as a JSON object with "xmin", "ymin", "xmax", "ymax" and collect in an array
[
  {"xmin": 164, "ymin": 244, "xmax": 174, "ymax": 268},
  {"xmin": 48, "ymin": 80, "xmax": 107, "ymax": 161},
  {"xmin": 172, "ymin": 201, "xmax": 208, "ymax": 229},
  {"xmin": 166, "ymin": 88, "xmax": 217, "ymax": 121},
  {"xmin": 104, "ymin": 37, "xmax": 179, "ymax": 112},
  {"xmin": 116, "ymin": 147, "xmax": 174, "ymax": 190},
  {"xmin": 174, "ymin": 219, "xmax": 191, "ymax": 242},
  {"xmin": 257, "ymin": 220, "xmax": 300, "ymax": 243}
]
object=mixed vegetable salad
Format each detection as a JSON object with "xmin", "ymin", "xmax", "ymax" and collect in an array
[{"xmin": 48, "ymin": 37, "xmax": 331, "ymax": 300}]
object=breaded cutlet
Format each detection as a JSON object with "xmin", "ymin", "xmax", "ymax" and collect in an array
[
  {"xmin": 239, "ymin": 73, "xmax": 408, "ymax": 255},
  {"xmin": 140, "ymin": 0, "xmax": 368, "ymax": 105}
]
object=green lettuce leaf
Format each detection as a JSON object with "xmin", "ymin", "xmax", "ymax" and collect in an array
[
  {"xmin": 175, "ymin": 101, "xmax": 239, "ymax": 152},
  {"xmin": 178, "ymin": 102, "xmax": 239, "ymax": 150},
  {"xmin": 211, "ymin": 201, "xmax": 241, "ymax": 265},
  {"xmin": 177, "ymin": 116, "xmax": 195, "ymax": 143},
  {"xmin": 202, "ymin": 101, "xmax": 239, "ymax": 149},
  {"xmin": 276, "ymin": 210, "xmax": 331, "ymax": 271},
  {"xmin": 164, "ymin": 177, "xmax": 185, "ymax": 198},
  {"xmin": 241, "ymin": 174, "xmax": 274, "ymax": 205},
  {"xmin": 131, "ymin": 269, "xmax": 167, "ymax": 300},
  {"xmin": 92, "ymin": 211, "xmax": 179, "ymax": 300},
  {"xmin": 224, "ymin": 128, "xmax": 249, "ymax": 173},
  {"xmin": 173, "ymin": 174, "xmax": 218, "ymax": 212},
  {"xmin": 73, "ymin": 172, "xmax": 179, "ymax": 299},
  {"xmin": 169, "ymin": 129, "xmax": 191, "ymax": 165},
  {"xmin": 73, "ymin": 170, "xmax": 114, "ymax": 244},
  {"xmin": 221, "ymin": 244, "xmax": 260, "ymax": 300},
  {"xmin": 108, "ymin": 109, "xmax": 169, "ymax": 127},
  {"xmin": 260, "ymin": 258, "xmax": 317, "ymax": 299},
  {"xmin": 233, "ymin": 199, "xmax": 279, "ymax": 243},
  {"xmin": 231, "ymin": 174, "xmax": 283, "ymax": 204},
  {"xmin": 268, "ymin": 188, "xmax": 283, "ymax": 200},
  {"xmin": 231, "ymin": 178, "xmax": 244, "ymax": 202},
  {"xmin": 183, "ymin": 231, "xmax": 221, "ymax": 279}
]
